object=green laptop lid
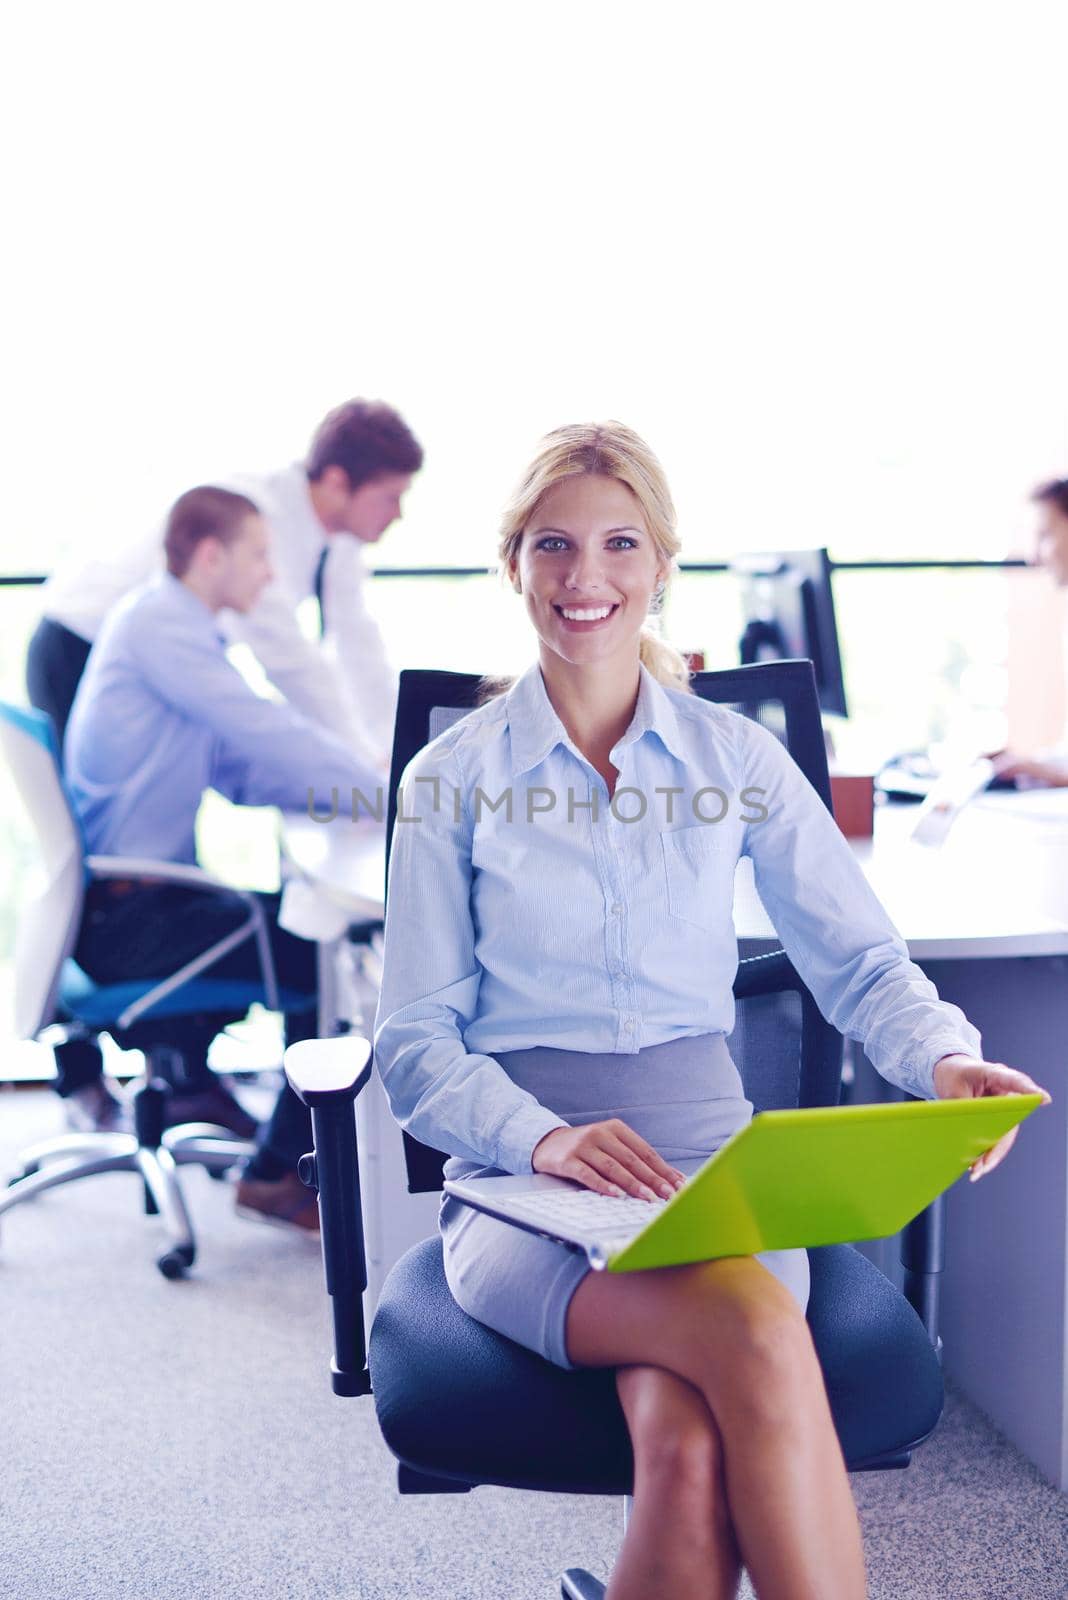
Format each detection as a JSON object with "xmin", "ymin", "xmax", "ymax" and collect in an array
[{"xmin": 609, "ymin": 1094, "xmax": 1043, "ymax": 1273}]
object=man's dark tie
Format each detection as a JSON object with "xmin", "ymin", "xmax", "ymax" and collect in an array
[{"xmin": 313, "ymin": 545, "xmax": 328, "ymax": 638}]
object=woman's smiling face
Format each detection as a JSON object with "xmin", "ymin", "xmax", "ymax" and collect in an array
[{"xmin": 512, "ymin": 473, "xmax": 667, "ymax": 670}]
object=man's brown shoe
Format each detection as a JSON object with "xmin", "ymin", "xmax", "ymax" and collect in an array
[{"xmin": 234, "ymin": 1171, "xmax": 320, "ymax": 1234}]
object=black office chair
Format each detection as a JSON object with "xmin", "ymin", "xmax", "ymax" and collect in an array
[{"xmin": 285, "ymin": 661, "xmax": 945, "ymax": 1599}]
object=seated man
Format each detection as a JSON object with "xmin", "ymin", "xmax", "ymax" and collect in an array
[
  {"xmin": 64, "ymin": 486, "xmax": 382, "ymax": 1230},
  {"xmin": 994, "ymin": 477, "xmax": 1068, "ymax": 788}
]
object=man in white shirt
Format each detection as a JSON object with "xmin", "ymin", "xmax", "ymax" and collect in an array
[
  {"xmin": 27, "ymin": 397, "xmax": 423, "ymax": 764},
  {"xmin": 993, "ymin": 477, "xmax": 1068, "ymax": 788}
]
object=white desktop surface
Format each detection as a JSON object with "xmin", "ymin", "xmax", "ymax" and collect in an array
[
  {"xmin": 281, "ymin": 794, "xmax": 1068, "ymax": 961},
  {"xmin": 736, "ymin": 794, "xmax": 1068, "ymax": 958},
  {"xmin": 280, "ymin": 813, "xmax": 386, "ymax": 923}
]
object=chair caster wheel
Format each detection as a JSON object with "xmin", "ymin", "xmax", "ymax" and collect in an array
[{"xmin": 157, "ymin": 1245, "xmax": 195, "ymax": 1279}]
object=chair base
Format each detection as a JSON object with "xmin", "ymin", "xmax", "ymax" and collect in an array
[
  {"xmin": 0, "ymin": 1118, "xmax": 253, "ymax": 1278},
  {"xmin": 561, "ymin": 1571, "xmax": 605, "ymax": 1600}
]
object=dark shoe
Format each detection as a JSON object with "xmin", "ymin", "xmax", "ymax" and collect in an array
[
  {"xmin": 163, "ymin": 1084, "xmax": 259, "ymax": 1140},
  {"xmin": 234, "ymin": 1171, "xmax": 320, "ymax": 1234},
  {"xmin": 64, "ymin": 1081, "xmax": 132, "ymax": 1135}
]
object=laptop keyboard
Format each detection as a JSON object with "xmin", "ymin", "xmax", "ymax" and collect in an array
[{"xmin": 506, "ymin": 1188, "xmax": 670, "ymax": 1237}]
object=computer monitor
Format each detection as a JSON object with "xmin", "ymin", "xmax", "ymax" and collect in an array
[{"xmin": 731, "ymin": 548, "xmax": 848, "ymax": 718}]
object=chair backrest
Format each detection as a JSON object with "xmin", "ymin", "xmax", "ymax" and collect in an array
[
  {"xmin": 689, "ymin": 660, "xmax": 833, "ymax": 812},
  {"xmin": 384, "ymin": 661, "xmax": 842, "ymax": 1194},
  {"xmin": 0, "ymin": 703, "xmax": 88, "ymax": 1039},
  {"xmin": 384, "ymin": 670, "xmax": 485, "ymax": 877},
  {"xmin": 689, "ymin": 662, "xmax": 841, "ymax": 1117}
]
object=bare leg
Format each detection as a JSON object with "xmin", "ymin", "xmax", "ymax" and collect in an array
[
  {"xmin": 609, "ymin": 1365, "xmax": 741, "ymax": 1600},
  {"xmin": 567, "ymin": 1257, "xmax": 867, "ymax": 1600}
]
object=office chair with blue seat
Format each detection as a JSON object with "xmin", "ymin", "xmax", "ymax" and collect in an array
[
  {"xmin": 285, "ymin": 662, "xmax": 945, "ymax": 1598},
  {"xmin": 0, "ymin": 701, "xmax": 314, "ymax": 1278}
]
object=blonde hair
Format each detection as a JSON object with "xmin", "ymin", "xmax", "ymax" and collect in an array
[{"xmin": 497, "ymin": 422, "xmax": 694, "ymax": 694}]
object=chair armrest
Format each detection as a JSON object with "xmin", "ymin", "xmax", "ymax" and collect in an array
[
  {"xmin": 86, "ymin": 855, "xmax": 244, "ymax": 895},
  {"xmin": 85, "ymin": 855, "xmax": 280, "ymax": 1016},
  {"xmin": 285, "ymin": 1036, "xmax": 373, "ymax": 1105},
  {"xmin": 285, "ymin": 1037, "xmax": 374, "ymax": 1396}
]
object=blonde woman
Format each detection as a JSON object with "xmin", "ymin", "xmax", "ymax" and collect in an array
[{"xmin": 374, "ymin": 423, "xmax": 1045, "ymax": 1600}]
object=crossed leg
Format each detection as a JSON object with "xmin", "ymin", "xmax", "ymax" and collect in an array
[
  {"xmin": 612, "ymin": 1365, "xmax": 741, "ymax": 1600},
  {"xmin": 567, "ymin": 1255, "xmax": 868, "ymax": 1600}
]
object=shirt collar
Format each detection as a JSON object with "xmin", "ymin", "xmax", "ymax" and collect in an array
[
  {"xmin": 621, "ymin": 663, "xmax": 688, "ymax": 763},
  {"xmin": 285, "ymin": 461, "xmax": 328, "ymax": 544},
  {"xmin": 505, "ymin": 661, "xmax": 688, "ymax": 777},
  {"xmin": 158, "ymin": 571, "xmax": 228, "ymax": 642},
  {"xmin": 220, "ymin": 462, "xmax": 326, "ymax": 546}
]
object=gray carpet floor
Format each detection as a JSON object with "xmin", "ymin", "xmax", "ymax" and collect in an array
[{"xmin": 3, "ymin": 1082, "xmax": 1068, "ymax": 1600}]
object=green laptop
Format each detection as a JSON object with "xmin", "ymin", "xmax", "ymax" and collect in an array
[{"xmin": 442, "ymin": 1094, "xmax": 1043, "ymax": 1272}]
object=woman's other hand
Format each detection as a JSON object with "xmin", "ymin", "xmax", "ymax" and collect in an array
[
  {"xmin": 531, "ymin": 1119, "xmax": 686, "ymax": 1201},
  {"xmin": 932, "ymin": 1054, "xmax": 1052, "ymax": 1181}
]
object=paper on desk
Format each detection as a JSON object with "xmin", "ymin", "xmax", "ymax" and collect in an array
[
  {"xmin": 911, "ymin": 758, "xmax": 996, "ymax": 847},
  {"xmin": 279, "ymin": 878, "xmax": 351, "ymax": 941}
]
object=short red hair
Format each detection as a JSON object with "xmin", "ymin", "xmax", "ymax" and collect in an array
[{"xmin": 164, "ymin": 486, "xmax": 260, "ymax": 577}]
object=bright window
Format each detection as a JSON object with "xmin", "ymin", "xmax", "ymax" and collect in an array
[{"xmin": 1, "ymin": 5, "xmax": 1065, "ymax": 580}]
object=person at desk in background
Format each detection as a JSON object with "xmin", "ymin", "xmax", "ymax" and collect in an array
[
  {"xmin": 27, "ymin": 396, "xmax": 423, "ymax": 764},
  {"xmin": 992, "ymin": 477, "xmax": 1068, "ymax": 789},
  {"xmin": 374, "ymin": 422, "xmax": 1049, "ymax": 1600},
  {"xmin": 63, "ymin": 486, "xmax": 380, "ymax": 1230}
]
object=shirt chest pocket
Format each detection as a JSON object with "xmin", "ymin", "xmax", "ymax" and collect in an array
[{"xmin": 659, "ymin": 825, "xmax": 731, "ymax": 934}]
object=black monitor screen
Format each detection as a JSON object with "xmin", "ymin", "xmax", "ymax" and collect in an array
[{"xmin": 731, "ymin": 548, "xmax": 848, "ymax": 718}]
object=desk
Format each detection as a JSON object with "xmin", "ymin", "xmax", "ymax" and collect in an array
[
  {"xmin": 280, "ymin": 812, "xmax": 386, "ymax": 922},
  {"xmin": 282, "ymin": 794, "xmax": 1068, "ymax": 955},
  {"xmin": 279, "ymin": 813, "xmax": 386, "ymax": 1036},
  {"xmin": 281, "ymin": 797, "xmax": 1068, "ymax": 1487},
  {"xmin": 734, "ymin": 794, "xmax": 1068, "ymax": 958}
]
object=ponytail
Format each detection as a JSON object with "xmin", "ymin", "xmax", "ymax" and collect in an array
[{"xmin": 638, "ymin": 628, "xmax": 693, "ymax": 694}]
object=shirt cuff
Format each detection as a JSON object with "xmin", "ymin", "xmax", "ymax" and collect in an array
[
  {"xmin": 493, "ymin": 1103, "xmax": 570, "ymax": 1176},
  {"xmin": 895, "ymin": 1033, "xmax": 984, "ymax": 1101}
]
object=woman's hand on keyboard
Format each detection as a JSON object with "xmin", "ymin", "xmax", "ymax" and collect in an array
[{"xmin": 531, "ymin": 1120, "xmax": 686, "ymax": 1202}]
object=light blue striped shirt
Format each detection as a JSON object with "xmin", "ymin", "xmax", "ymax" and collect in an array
[
  {"xmin": 374, "ymin": 663, "xmax": 982, "ymax": 1174},
  {"xmin": 65, "ymin": 573, "xmax": 379, "ymax": 863}
]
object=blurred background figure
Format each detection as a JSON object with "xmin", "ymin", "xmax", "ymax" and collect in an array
[
  {"xmin": 25, "ymin": 400, "xmax": 421, "ymax": 1137},
  {"xmin": 993, "ymin": 478, "xmax": 1068, "ymax": 789},
  {"xmin": 26, "ymin": 398, "xmax": 424, "ymax": 769}
]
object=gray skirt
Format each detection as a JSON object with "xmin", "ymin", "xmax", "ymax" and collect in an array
[{"xmin": 440, "ymin": 1035, "xmax": 810, "ymax": 1370}]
